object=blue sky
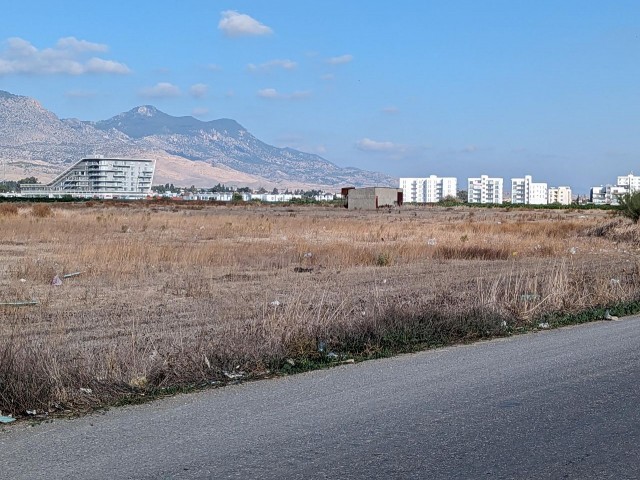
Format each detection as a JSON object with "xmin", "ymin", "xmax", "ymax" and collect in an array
[{"xmin": 1, "ymin": 1, "xmax": 639, "ymax": 193}]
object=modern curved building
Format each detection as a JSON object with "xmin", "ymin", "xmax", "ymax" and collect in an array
[{"xmin": 20, "ymin": 156, "xmax": 155, "ymax": 199}]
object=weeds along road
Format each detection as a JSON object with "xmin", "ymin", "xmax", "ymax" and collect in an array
[{"xmin": 3, "ymin": 317, "xmax": 640, "ymax": 480}]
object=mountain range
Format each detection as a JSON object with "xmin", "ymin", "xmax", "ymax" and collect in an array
[{"xmin": 0, "ymin": 90, "xmax": 396, "ymax": 189}]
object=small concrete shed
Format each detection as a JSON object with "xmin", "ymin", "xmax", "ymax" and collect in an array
[{"xmin": 342, "ymin": 187, "xmax": 403, "ymax": 210}]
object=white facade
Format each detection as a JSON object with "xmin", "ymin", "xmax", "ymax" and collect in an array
[
  {"xmin": 400, "ymin": 176, "xmax": 457, "ymax": 203},
  {"xmin": 467, "ymin": 175, "xmax": 503, "ymax": 204},
  {"xmin": 20, "ymin": 157, "xmax": 155, "ymax": 199},
  {"xmin": 511, "ymin": 175, "xmax": 548, "ymax": 205},
  {"xmin": 547, "ymin": 186, "xmax": 572, "ymax": 205},
  {"xmin": 590, "ymin": 185, "xmax": 629, "ymax": 205},
  {"xmin": 616, "ymin": 173, "xmax": 640, "ymax": 193}
]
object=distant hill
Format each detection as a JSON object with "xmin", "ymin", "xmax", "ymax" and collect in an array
[{"xmin": 0, "ymin": 91, "xmax": 396, "ymax": 189}]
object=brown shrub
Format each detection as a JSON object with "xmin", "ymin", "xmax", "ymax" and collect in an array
[
  {"xmin": 31, "ymin": 204, "xmax": 53, "ymax": 218},
  {"xmin": 433, "ymin": 244, "xmax": 510, "ymax": 260},
  {"xmin": 0, "ymin": 203, "xmax": 18, "ymax": 216}
]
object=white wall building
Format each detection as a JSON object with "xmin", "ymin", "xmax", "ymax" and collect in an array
[
  {"xmin": 467, "ymin": 175, "xmax": 503, "ymax": 204},
  {"xmin": 511, "ymin": 175, "xmax": 548, "ymax": 205},
  {"xmin": 616, "ymin": 173, "xmax": 640, "ymax": 193},
  {"xmin": 20, "ymin": 157, "xmax": 155, "ymax": 199},
  {"xmin": 547, "ymin": 186, "xmax": 572, "ymax": 205},
  {"xmin": 400, "ymin": 176, "xmax": 457, "ymax": 203},
  {"xmin": 590, "ymin": 185, "xmax": 628, "ymax": 205}
]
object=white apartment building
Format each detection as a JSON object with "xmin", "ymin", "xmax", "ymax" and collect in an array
[
  {"xmin": 467, "ymin": 175, "xmax": 503, "ymax": 204},
  {"xmin": 616, "ymin": 173, "xmax": 640, "ymax": 193},
  {"xmin": 590, "ymin": 185, "xmax": 629, "ymax": 205},
  {"xmin": 547, "ymin": 186, "xmax": 572, "ymax": 205},
  {"xmin": 20, "ymin": 157, "xmax": 155, "ymax": 199},
  {"xmin": 511, "ymin": 175, "xmax": 548, "ymax": 205},
  {"xmin": 399, "ymin": 176, "xmax": 457, "ymax": 203}
]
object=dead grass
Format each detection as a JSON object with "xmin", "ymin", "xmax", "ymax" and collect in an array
[
  {"xmin": 0, "ymin": 203, "xmax": 18, "ymax": 216},
  {"xmin": 0, "ymin": 203, "xmax": 637, "ymax": 416}
]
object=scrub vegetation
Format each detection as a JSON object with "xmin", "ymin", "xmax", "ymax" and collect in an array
[{"xmin": 0, "ymin": 201, "xmax": 638, "ymax": 417}]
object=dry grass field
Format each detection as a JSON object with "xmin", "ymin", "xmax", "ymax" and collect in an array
[{"xmin": 1, "ymin": 201, "xmax": 639, "ymax": 416}]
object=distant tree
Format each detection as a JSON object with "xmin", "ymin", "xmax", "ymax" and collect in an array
[
  {"xmin": 0, "ymin": 181, "xmax": 18, "ymax": 193},
  {"xmin": 237, "ymin": 186, "xmax": 251, "ymax": 193},
  {"xmin": 17, "ymin": 176, "xmax": 38, "ymax": 186},
  {"xmin": 257, "ymin": 187, "xmax": 267, "ymax": 194},
  {"xmin": 272, "ymin": 187, "xmax": 279, "ymax": 195},
  {"xmin": 618, "ymin": 191, "xmax": 640, "ymax": 223},
  {"xmin": 439, "ymin": 195, "xmax": 461, "ymax": 206},
  {"xmin": 456, "ymin": 190, "xmax": 468, "ymax": 202},
  {"xmin": 231, "ymin": 192, "xmax": 244, "ymax": 203}
]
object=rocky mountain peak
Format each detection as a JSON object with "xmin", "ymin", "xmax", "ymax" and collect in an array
[{"xmin": 0, "ymin": 89, "xmax": 397, "ymax": 189}]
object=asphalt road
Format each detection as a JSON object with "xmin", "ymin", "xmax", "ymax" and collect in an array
[{"xmin": 3, "ymin": 317, "xmax": 640, "ymax": 479}]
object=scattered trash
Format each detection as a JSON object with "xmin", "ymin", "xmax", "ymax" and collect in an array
[
  {"xmin": 62, "ymin": 271, "xmax": 83, "ymax": 279},
  {"xmin": 204, "ymin": 355, "xmax": 211, "ymax": 369},
  {"xmin": 270, "ymin": 300, "xmax": 281, "ymax": 307},
  {"xmin": 427, "ymin": 238, "xmax": 437, "ymax": 246},
  {"xmin": 317, "ymin": 341, "xmax": 326, "ymax": 353},
  {"xmin": 604, "ymin": 310, "xmax": 619, "ymax": 321},
  {"xmin": 223, "ymin": 371, "xmax": 245, "ymax": 380},
  {"xmin": 0, "ymin": 300, "xmax": 38, "ymax": 307},
  {"xmin": 26, "ymin": 410, "xmax": 36, "ymax": 416},
  {"xmin": 520, "ymin": 293, "xmax": 540, "ymax": 302},
  {"xmin": 19, "ymin": 278, "xmax": 26, "ymax": 283},
  {"xmin": 538, "ymin": 322, "xmax": 550, "ymax": 329},
  {"xmin": 0, "ymin": 415, "xmax": 15, "ymax": 424},
  {"xmin": 326, "ymin": 352, "xmax": 339, "ymax": 360},
  {"xmin": 610, "ymin": 278, "xmax": 621, "ymax": 286},
  {"xmin": 341, "ymin": 359, "xmax": 355, "ymax": 364},
  {"xmin": 569, "ymin": 247, "xmax": 577, "ymax": 255},
  {"xmin": 79, "ymin": 387, "xmax": 93, "ymax": 394},
  {"xmin": 51, "ymin": 275, "xmax": 63, "ymax": 286},
  {"xmin": 382, "ymin": 279, "xmax": 387, "ymax": 284},
  {"xmin": 501, "ymin": 320, "xmax": 508, "ymax": 328},
  {"xmin": 303, "ymin": 252, "xmax": 313, "ymax": 258},
  {"xmin": 285, "ymin": 358, "xmax": 296, "ymax": 366},
  {"xmin": 293, "ymin": 267, "xmax": 313, "ymax": 273}
]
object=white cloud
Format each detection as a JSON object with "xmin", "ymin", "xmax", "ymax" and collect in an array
[
  {"xmin": 139, "ymin": 82, "xmax": 181, "ymax": 98},
  {"xmin": 257, "ymin": 88, "xmax": 311, "ymax": 100},
  {"xmin": 247, "ymin": 59, "xmax": 297, "ymax": 73},
  {"xmin": 326, "ymin": 54, "xmax": 353, "ymax": 65},
  {"xmin": 55, "ymin": 37, "xmax": 108, "ymax": 53},
  {"xmin": 321, "ymin": 73, "xmax": 335, "ymax": 81},
  {"xmin": 356, "ymin": 138, "xmax": 402, "ymax": 153},
  {"xmin": 189, "ymin": 83, "xmax": 208, "ymax": 98},
  {"xmin": 382, "ymin": 106, "xmax": 399, "ymax": 114},
  {"xmin": 0, "ymin": 36, "xmax": 130, "ymax": 75},
  {"xmin": 218, "ymin": 10, "xmax": 273, "ymax": 38},
  {"xmin": 85, "ymin": 57, "xmax": 130, "ymax": 74},
  {"xmin": 206, "ymin": 63, "xmax": 222, "ymax": 72}
]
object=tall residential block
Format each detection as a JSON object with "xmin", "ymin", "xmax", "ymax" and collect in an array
[
  {"xmin": 20, "ymin": 157, "xmax": 155, "ymax": 199},
  {"xmin": 547, "ymin": 186, "xmax": 572, "ymax": 205},
  {"xmin": 511, "ymin": 175, "xmax": 548, "ymax": 205},
  {"xmin": 467, "ymin": 175, "xmax": 503, "ymax": 204},
  {"xmin": 399, "ymin": 176, "xmax": 457, "ymax": 203},
  {"xmin": 616, "ymin": 173, "xmax": 640, "ymax": 193}
]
